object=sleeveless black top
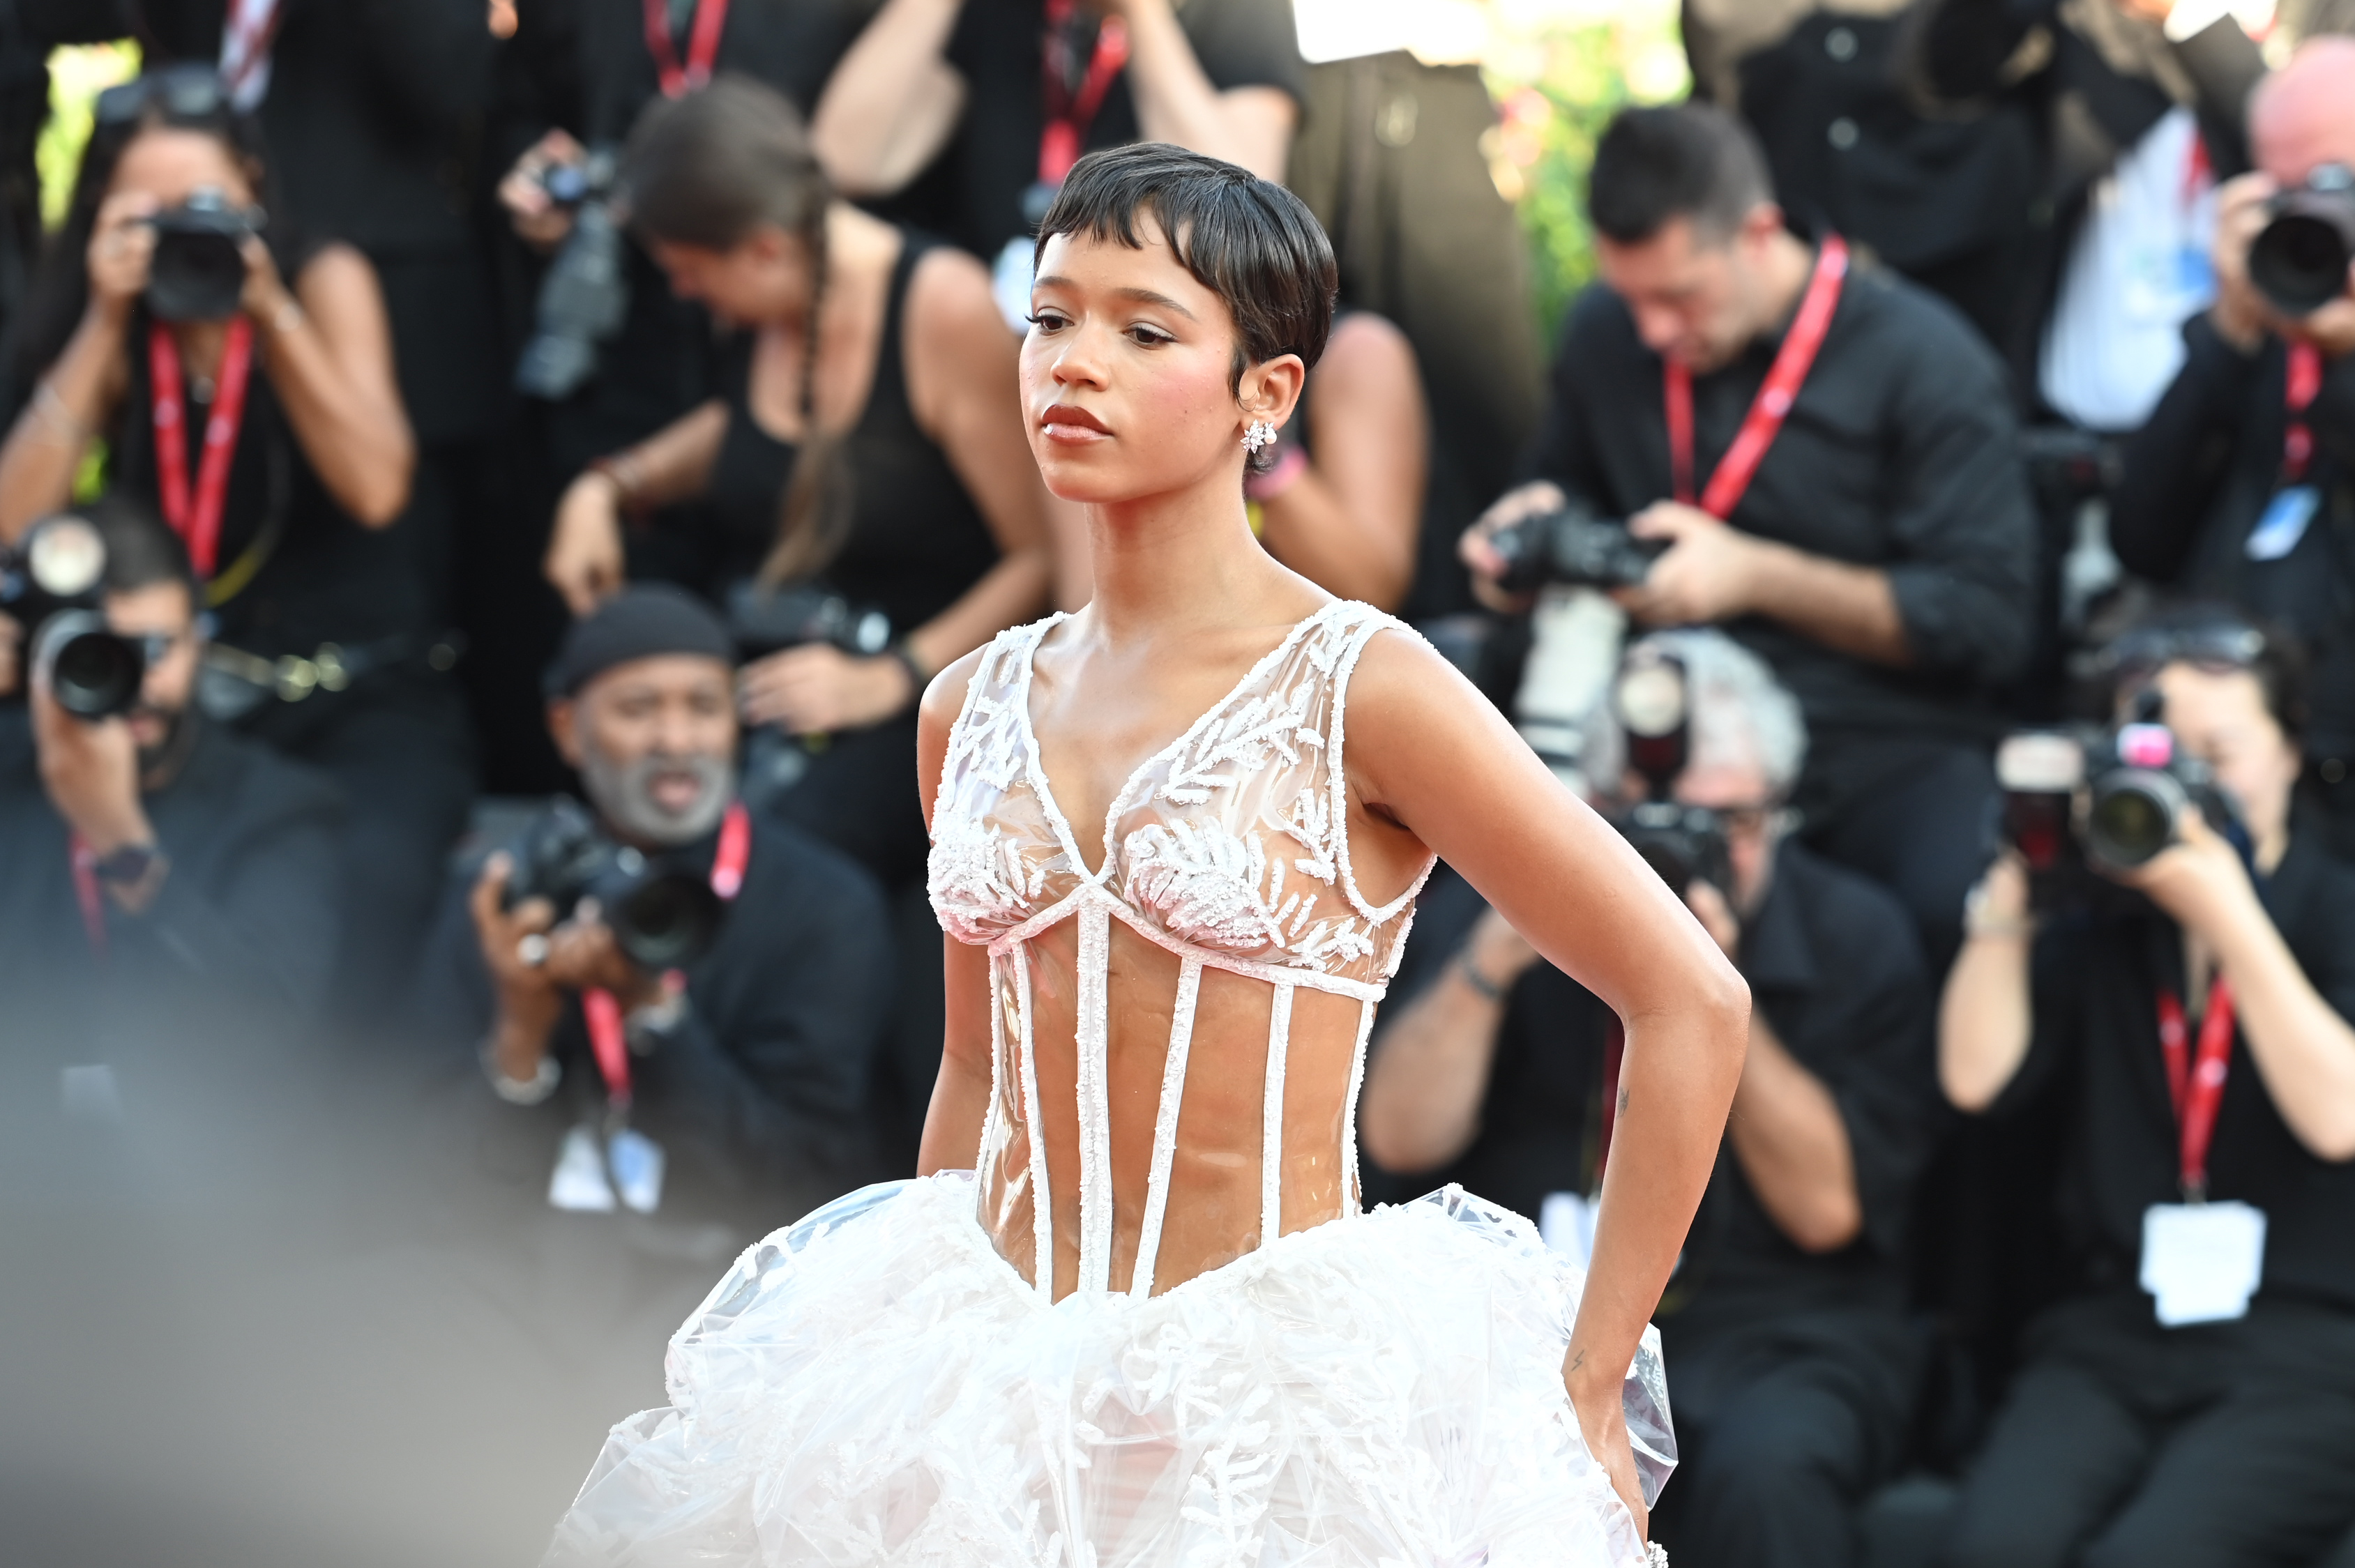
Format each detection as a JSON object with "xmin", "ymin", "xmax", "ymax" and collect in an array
[
  {"xmin": 112, "ymin": 283, "xmax": 430, "ymax": 657},
  {"xmin": 705, "ymin": 231, "xmax": 1000, "ymax": 637}
]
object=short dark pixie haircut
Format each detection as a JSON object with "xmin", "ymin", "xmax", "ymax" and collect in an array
[
  {"xmin": 1035, "ymin": 142, "xmax": 1338, "ymax": 388},
  {"xmin": 1589, "ymin": 103, "xmax": 1774, "ymax": 246}
]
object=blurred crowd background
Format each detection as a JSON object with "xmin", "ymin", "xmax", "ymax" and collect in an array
[{"xmin": 1, "ymin": 2, "xmax": 2353, "ymax": 1565}]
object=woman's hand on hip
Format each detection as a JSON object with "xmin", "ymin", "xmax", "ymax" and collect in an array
[
  {"xmin": 1566, "ymin": 1361, "xmax": 1651, "ymax": 1544},
  {"xmin": 739, "ymin": 643, "xmax": 916, "ymax": 734},
  {"xmin": 545, "ymin": 471, "xmax": 628, "ymax": 616}
]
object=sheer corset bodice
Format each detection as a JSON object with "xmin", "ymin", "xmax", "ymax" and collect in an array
[{"xmin": 927, "ymin": 601, "xmax": 1437, "ymax": 1300}]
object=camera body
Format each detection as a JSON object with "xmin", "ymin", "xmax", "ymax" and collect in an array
[
  {"xmin": 727, "ymin": 581, "xmax": 893, "ymax": 661},
  {"xmin": 1489, "ymin": 499, "xmax": 1667, "ymax": 596},
  {"xmin": 517, "ymin": 148, "xmax": 627, "ymax": 400},
  {"xmin": 146, "ymin": 189, "xmax": 261, "ymax": 323},
  {"xmin": 1996, "ymin": 720, "xmax": 2242, "ymax": 902},
  {"xmin": 503, "ymin": 797, "xmax": 726, "ymax": 973},
  {"xmin": 2250, "ymin": 162, "xmax": 2355, "ymax": 318},
  {"xmin": 1606, "ymin": 647, "xmax": 1734, "ymax": 899},
  {"xmin": 1, "ymin": 513, "xmax": 146, "ymax": 719}
]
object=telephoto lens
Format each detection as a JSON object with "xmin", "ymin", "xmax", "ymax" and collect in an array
[{"xmin": 2249, "ymin": 163, "xmax": 2355, "ymax": 317}]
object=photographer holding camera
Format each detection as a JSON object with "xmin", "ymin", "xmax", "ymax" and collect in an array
[
  {"xmin": 1939, "ymin": 610, "xmax": 2355, "ymax": 1568},
  {"xmin": 2112, "ymin": 40, "xmax": 2355, "ymax": 864},
  {"xmin": 0, "ymin": 66, "xmax": 466, "ymax": 1017},
  {"xmin": 1463, "ymin": 103, "xmax": 2037, "ymax": 973},
  {"xmin": 418, "ymin": 586, "xmax": 895, "ymax": 1223},
  {"xmin": 1359, "ymin": 629, "xmax": 1942, "ymax": 1568},
  {"xmin": 0, "ymin": 495, "xmax": 342, "ymax": 1049}
]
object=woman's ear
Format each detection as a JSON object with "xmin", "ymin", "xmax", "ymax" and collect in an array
[{"xmin": 1237, "ymin": 352, "xmax": 1308, "ymax": 432}]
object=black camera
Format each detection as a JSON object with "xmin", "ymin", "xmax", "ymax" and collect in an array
[
  {"xmin": 517, "ymin": 148, "xmax": 626, "ymax": 400},
  {"xmin": 727, "ymin": 581, "xmax": 893, "ymax": 660},
  {"xmin": 1997, "ymin": 710, "xmax": 2241, "ymax": 894},
  {"xmin": 503, "ymin": 797, "xmax": 726, "ymax": 972},
  {"xmin": 146, "ymin": 188, "xmax": 261, "ymax": 323},
  {"xmin": 1607, "ymin": 648, "xmax": 1733, "ymax": 898},
  {"xmin": 1488, "ymin": 498, "xmax": 1666, "ymax": 596},
  {"xmin": 1, "ymin": 512, "xmax": 146, "ymax": 719},
  {"xmin": 2250, "ymin": 162, "xmax": 2355, "ymax": 318}
]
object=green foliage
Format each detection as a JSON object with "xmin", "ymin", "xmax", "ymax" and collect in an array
[{"xmin": 37, "ymin": 43, "xmax": 139, "ymax": 234}]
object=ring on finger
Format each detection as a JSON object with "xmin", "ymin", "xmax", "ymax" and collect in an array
[{"xmin": 517, "ymin": 933, "xmax": 551, "ymax": 968}]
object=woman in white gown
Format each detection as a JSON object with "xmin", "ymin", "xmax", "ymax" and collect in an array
[{"xmin": 543, "ymin": 143, "xmax": 1749, "ymax": 1568}]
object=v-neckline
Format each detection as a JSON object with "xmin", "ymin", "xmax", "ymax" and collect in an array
[{"xmin": 1017, "ymin": 602, "xmax": 1346, "ymax": 882}]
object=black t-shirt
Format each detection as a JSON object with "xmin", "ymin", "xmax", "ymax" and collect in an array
[
  {"xmin": 1365, "ymin": 844, "xmax": 1944, "ymax": 1322},
  {"xmin": 1526, "ymin": 266, "xmax": 2037, "ymax": 770},
  {"xmin": 417, "ymin": 796, "xmax": 898, "ymax": 1215},
  {"xmin": 2002, "ymin": 835, "xmax": 2355, "ymax": 1316},
  {"xmin": 932, "ymin": 0, "xmax": 1305, "ymax": 259}
]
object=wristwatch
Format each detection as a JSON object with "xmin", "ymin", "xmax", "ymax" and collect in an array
[{"xmin": 91, "ymin": 842, "xmax": 165, "ymax": 889}]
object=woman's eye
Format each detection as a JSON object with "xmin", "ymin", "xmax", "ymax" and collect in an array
[
  {"xmin": 1126, "ymin": 324, "xmax": 1174, "ymax": 347},
  {"xmin": 1025, "ymin": 312, "xmax": 1068, "ymax": 332}
]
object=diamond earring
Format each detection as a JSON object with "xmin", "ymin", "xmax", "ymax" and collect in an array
[{"xmin": 1243, "ymin": 419, "xmax": 1278, "ymax": 453}]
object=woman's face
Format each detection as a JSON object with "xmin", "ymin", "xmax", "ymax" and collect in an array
[
  {"xmin": 107, "ymin": 126, "xmax": 257, "ymax": 212},
  {"xmin": 1020, "ymin": 221, "xmax": 1298, "ymax": 506},
  {"xmin": 650, "ymin": 226, "xmax": 808, "ymax": 330}
]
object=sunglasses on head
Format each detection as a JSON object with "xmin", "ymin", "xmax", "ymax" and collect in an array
[
  {"xmin": 2096, "ymin": 624, "xmax": 2266, "ymax": 684},
  {"xmin": 94, "ymin": 64, "xmax": 234, "ymax": 130}
]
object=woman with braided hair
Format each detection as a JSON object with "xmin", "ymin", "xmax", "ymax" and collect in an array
[
  {"xmin": 543, "ymin": 143, "xmax": 1744, "ymax": 1568},
  {"xmin": 547, "ymin": 75, "xmax": 1055, "ymax": 892}
]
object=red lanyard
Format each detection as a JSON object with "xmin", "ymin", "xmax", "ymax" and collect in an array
[
  {"xmin": 584, "ymin": 800, "xmax": 752, "ymax": 1107},
  {"xmin": 1665, "ymin": 234, "xmax": 1849, "ymax": 520},
  {"xmin": 642, "ymin": 0, "xmax": 728, "ymax": 98},
  {"xmin": 1038, "ymin": 0, "xmax": 1130, "ymax": 187},
  {"xmin": 149, "ymin": 317, "xmax": 257, "ymax": 581},
  {"xmin": 2155, "ymin": 977, "xmax": 2235, "ymax": 1200},
  {"xmin": 2284, "ymin": 341, "xmax": 2323, "ymax": 484},
  {"xmin": 68, "ymin": 833, "xmax": 109, "ymax": 957}
]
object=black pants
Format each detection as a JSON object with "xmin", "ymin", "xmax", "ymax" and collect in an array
[
  {"xmin": 1649, "ymin": 1304, "xmax": 1921, "ymax": 1568},
  {"xmin": 1941, "ymin": 1291, "xmax": 2355, "ymax": 1568},
  {"xmin": 1801, "ymin": 736, "xmax": 1997, "ymax": 978}
]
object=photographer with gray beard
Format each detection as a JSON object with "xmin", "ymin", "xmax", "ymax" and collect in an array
[{"xmin": 418, "ymin": 586, "xmax": 895, "ymax": 1226}]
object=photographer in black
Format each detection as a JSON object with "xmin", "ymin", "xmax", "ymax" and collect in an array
[
  {"xmin": 0, "ymin": 495, "xmax": 342, "ymax": 1048},
  {"xmin": 0, "ymin": 66, "xmax": 464, "ymax": 1017},
  {"xmin": 1462, "ymin": 103, "xmax": 2037, "ymax": 973},
  {"xmin": 2111, "ymin": 40, "xmax": 2355, "ymax": 862},
  {"xmin": 1939, "ymin": 610, "xmax": 2355, "ymax": 1568},
  {"xmin": 418, "ymin": 586, "xmax": 895, "ymax": 1225},
  {"xmin": 1359, "ymin": 629, "xmax": 1941, "ymax": 1568}
]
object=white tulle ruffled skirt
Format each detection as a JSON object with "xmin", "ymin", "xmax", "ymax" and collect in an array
[{"xmin": 542, "ymin": 1173, "xmax": 1676, "ymax": 1568}]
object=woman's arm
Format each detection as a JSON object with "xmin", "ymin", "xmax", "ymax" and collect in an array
[
  {"xmin": 542, "ymin": 399, "xmax": 728, "ymax": 616},
  {"xmin": 810, "ymin": 0, "xmax": 969, "ymax": 198},
  {"xmin": 1344, "ymin": 632, "xmax": 1748, "ymax": 1533},
  {"xmin": 252, "ymin": 243, "xmax": 415, "ymax": 526},
  {"xmin": 902, "ymin": 249, "xmax": 1058, "ymax": 675},
  {"xmin": 1939, "ymin": 855, "xmax": 2037, "ymax": 1111},
  {"xmin": 1108, "ymin": 0, "xmax": 1296, "ymax": 181},
  {"xmin": 916, "ymin": 645, "xmax": 997, "ymax": 1175},
  {"xmin": 1253, "ymin": 314, "xmax": 1425, "ymax": 610}
]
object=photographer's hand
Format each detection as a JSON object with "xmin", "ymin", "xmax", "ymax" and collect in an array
[
  {"xmin": 0, "ymin": 611, "xmax": 20, "ymax": 699},
  {"xmin": 1458, "ymin": 479, "xmax": 1563, "ymax": 614},
  {"xmin": 500, "ymin": 130, "xmax": 586, "ymax": 252},
  {"xmin": 538, "ymin": 903, "xmax": 670, "ymax": 1015},
  {"xmin": 471, "ymin": 852, "xmax": 566, "ymax": 1087},
  {"xmin": 238, "ymin": 233, "xmax": 300, "ymax": 330},
  {"xmin": 739, "ymin": 644, "xmax": 918, "ymax": 733},
  {"xmin": 1616, "ymin": 501, "xmax": 1760, "ymax": 625},
  {"xmin": 30, "ymin": 669, "xmax": 159, "ymax": 910},
  {"xmin": 2110, "ymin": 809, "xmax": 2261, "ymax": 940},
  {"xmin": 546, "ymin": 471, "xmax": 629, "ymax": 616},
  {"xmin": 85, "ymin": 190, "xmax": 159, "ymax": 327},
  {"xmin": 1685, "ymin": 878, "xmax": 1741, "ymax": 960},
  {"xmin": 1940, "ymin": 853, "xmax": 2035, "ymax": 1112},
  {"xmin": 2211, "ymin": 174, "xmax": 2278, "ymax": 353}
]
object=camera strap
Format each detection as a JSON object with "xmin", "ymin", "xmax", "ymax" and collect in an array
[
  {"xmin": 2155, "ymin": 977, "xmax": 2235, "ymax": 1200},
  {"xmin": 148, "ymin": 317, "xmax": 257, "ymax": 581},
  {"xmin": 581, "ymin": 800, "xmax": 752, "ymax": 1109},
  {"xmin": 642, "ymin": 0, "xmax": 729, "ymax": 98},
  {"xmin": 2283, "ymin": 341, "xmax": 2322, "ymax": 484},
  {"xmin": 1663, "ymin": 234, "xmax": 1849, "ymax": 520},
  {"xmin": 1038, "ymin": 0, "xmax": 1130, "ymax": 188}
]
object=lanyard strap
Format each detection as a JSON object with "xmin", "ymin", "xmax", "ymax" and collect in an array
[
  {"xmin": 2156, "ymin": 977, "xmax": 2236, "ymax": 1200},
  {"xmin": 2284, "ymin": 341, "xmax": 2324, "ymax": 484},
  {"xmin": 1038, "ymin": 0, "xmax": 1130, "ymax": 187},
  {"xmin": 149, "ymin": 317, "xmax": 257, "ymax": 581},
  {"xmin": 1665, "ymin": 234, "xmax": 1849, "ymax": 520},
  {"xmin": 642, "ymin": 0, "xmax": 729, "ymax": 98},
  {"xmin": 582, "ymin": 800, "xmax": 753, "ymax": 1107},
  {"xmin": 68, "ymin": 833, "xmax": 108, "ymax": 958}
]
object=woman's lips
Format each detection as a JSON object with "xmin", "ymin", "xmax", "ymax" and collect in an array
[{"xmin": 1040, "ymin": 403, "xmax": 1111, "ymax": 444}]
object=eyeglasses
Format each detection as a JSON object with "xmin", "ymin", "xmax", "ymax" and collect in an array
[
  {"xmin": 2096, "ymin": 623, "xmax": 2266, "ymax": 685},
  {"xmin": 94, "ymin": 65, "xmax": 234, "ymax": 130}
]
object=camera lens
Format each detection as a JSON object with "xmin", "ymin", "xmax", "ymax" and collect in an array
[
  {"xmin": 2087, "ymin": 772, "xmax": 2182, "ymax": 868},
  {"xmin": 609, "ymin": 873, "xmax": 723, "ymax": 971},
  {"xmin": 2251, "ymin": 211, "xmax": 2354, "ymax": 316},
  {"xmin": 38, "ymin": 611, "xmax": 146, "ymax": 720}
]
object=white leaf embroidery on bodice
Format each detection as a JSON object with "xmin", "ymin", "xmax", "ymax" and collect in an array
[{"xmin": 926, "ymin": 600, "xmax": 1437, "ymax": 1299}]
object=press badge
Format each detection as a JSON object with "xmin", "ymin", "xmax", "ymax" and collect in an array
[
  {"xmin": 550, "ymin": 1123, "xmax": 617, "ymax": 1212},
  {"xmin": 607, "ymin": 1127, "xmax": 666, "ymax": 1215},
  {"xmin": 2246, "ymin": 487, "xmax": 2319, "ymax": 561},
  {"xmin": 2140, "ymin": 1201, "xmax": 2266, "ymax": 1325}
]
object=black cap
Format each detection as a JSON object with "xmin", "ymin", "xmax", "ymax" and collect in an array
[{"xmin": 544, "ymin": 584, "xmax": 734, "ymax": 699}]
